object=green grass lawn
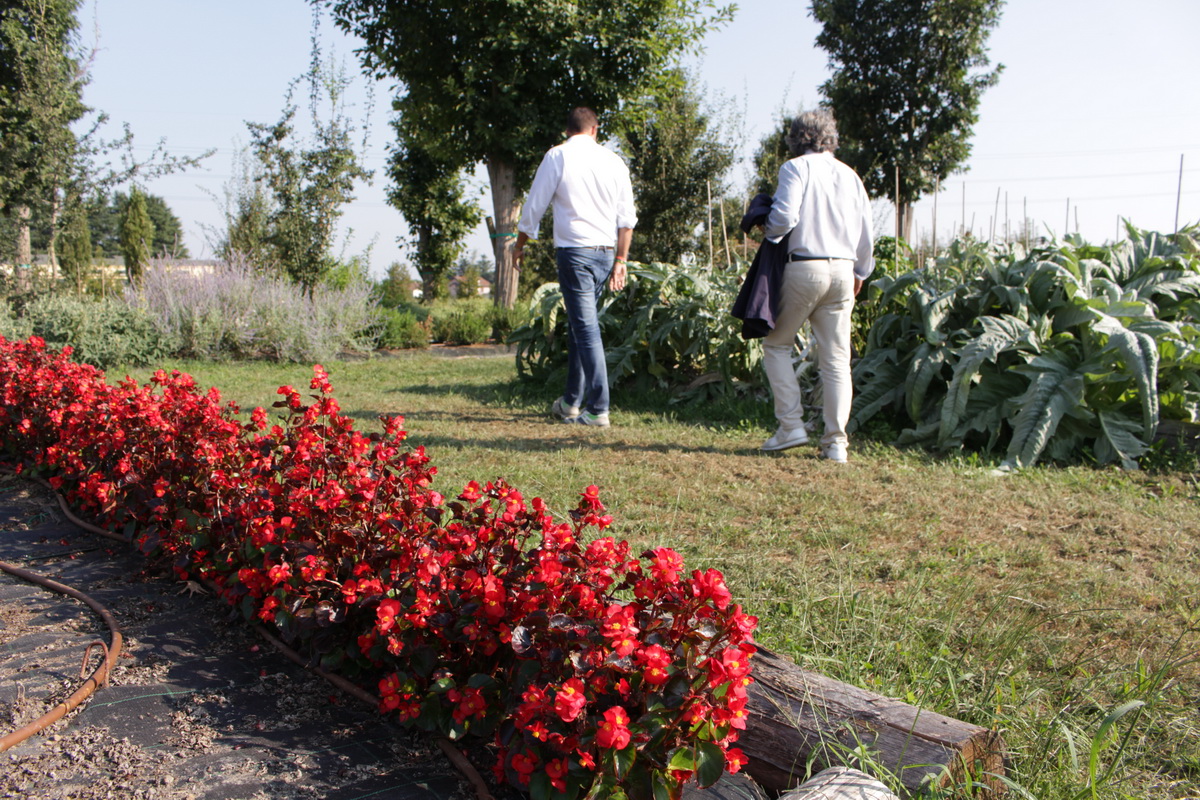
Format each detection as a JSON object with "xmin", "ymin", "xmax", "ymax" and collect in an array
[{"xmin": 115, "ymin": 353, "xmax": 1200, "ymax": 799}]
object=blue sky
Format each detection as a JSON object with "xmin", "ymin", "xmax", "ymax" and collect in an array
[{"xmin": 78, "ymin": 0, "xmax": 1200, "ymax": 276}]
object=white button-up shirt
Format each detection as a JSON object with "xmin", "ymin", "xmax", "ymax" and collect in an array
[
  {"xmin": 764, "ymin": 151, "xmax": 874, "ymax": 280},
  {"xmin": 518, "ymin": 134, "xmax": 638, "ymax": 248}
]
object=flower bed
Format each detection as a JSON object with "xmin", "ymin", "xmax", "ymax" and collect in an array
[{"xmin": 0, "ymin": 335, "xmax": 757, "ymax": 800}]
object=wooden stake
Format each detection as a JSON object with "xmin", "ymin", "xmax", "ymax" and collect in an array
[
  {"xmin": 991, "ymin": 187, "xmax": 1000, "ymax": 242},
  {"xmin": 932, "ymin": 176, "xmax": 939, "ymax": 255},
  {"xmin": 894, "ymin": 166, "xmax": 901, "ymax": 246},
  {"xmin": 1024, "ymin": 197, "xmax": 1029, "ymax": 248},
  {"xmin": 1176, "ymin": 154, "xmax": 1185, "ymax": 234},
  {"xmin": 707, "ymin": 180, "xmax": 714, "ymax": 269},
  {"xmin": 719, "ymin": 198, "xmax": 732, "ymax": 269}
]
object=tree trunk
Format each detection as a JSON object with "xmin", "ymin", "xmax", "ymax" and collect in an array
[
  {"xmin": 486, "ymin": 158, "xmax": 521, "ymax": 309},
  {"xmin": 896, "ymin": 202, "xmax": 915, "ymax": 244},
  {"xmin": 15, "ymin": 205, "xmax": 33, "ymax": 267},
  {"xmin": 416, "ymin": 225, "xmax": 437, "ymax": 301},
  {"xmin": 47, "ymin": 193, "xmax": 63, "ymax": 279}
]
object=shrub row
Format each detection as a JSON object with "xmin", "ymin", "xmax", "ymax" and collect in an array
[
  {"xmin": 0, "ymin": 335, "xmax": 757, "ymax": 800},
  {"xmin": 130, "ymin": 258, "xmax": 381, "ymax": 364},
  {"xmin": 852, "ymin": 226, "xmax": 1200, "ymax": 469},
  {"xmin": 510, "ymin": 261, "xmax": 766, "ymax": 405}
]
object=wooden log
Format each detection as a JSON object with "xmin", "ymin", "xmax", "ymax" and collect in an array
[
  {"xmin": 1154, "ymin": 419, "xmax": 1200, "ymax": 453},
  {"xmin": 740, "ymin": 649, "xmax": 1006, "ymax": 797},
  {"xmin": 779, "ymin": 767, "xmax": 899, "ymax": 800}
]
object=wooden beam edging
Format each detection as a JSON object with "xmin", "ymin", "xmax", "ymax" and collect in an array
[{"xmin": 739, "ymin": 649, "xmax": 1007, "ymax": 797}]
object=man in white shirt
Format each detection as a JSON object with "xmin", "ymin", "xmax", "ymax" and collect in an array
[
  {"xmin": 759, "ymin": 109, "xmax": 874, "ymax": 462},
  {"xmin": 515, "ymin": 107, "xmax": 637, "ymax": 428}
]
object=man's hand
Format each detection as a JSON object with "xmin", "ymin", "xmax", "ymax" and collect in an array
[
  {"xmin": 513, "ymin": 232, "xmax": 530, "ymax": 271},
  {"xmin": 853, "ymin": 277, "xmax": 863, "ymax": 296},
  {"xmin": 609, "ymin": 260, "xmax": 628, "ymax": 291}
]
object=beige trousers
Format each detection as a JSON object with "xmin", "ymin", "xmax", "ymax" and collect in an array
[{"xmin": 762, "ymin": 258, "xmax": 855, "ymax": 447}]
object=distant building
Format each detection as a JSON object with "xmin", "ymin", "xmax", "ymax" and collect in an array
[{"xmin": 448, "ymin": 275, "xmax": 492, "ymax": 298}]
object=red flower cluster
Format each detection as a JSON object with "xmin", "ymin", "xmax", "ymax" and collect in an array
[{"xmin": 0, "ymin": 336, "xmax": 758, "ymax": 800}]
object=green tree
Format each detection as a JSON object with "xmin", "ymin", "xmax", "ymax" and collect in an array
[
  {"xmin": 614, "ymin": 71, "xmax": 735, "ymax": 265},
  {"xmin": 84, "ymin": 191, "xmax": 120, "ymax": 256},
  {"xmin": 0, "ymin": 0, "xmax": 87, "ymax": 266},
  {"xmin": 142, "ymin": 192, "xmax": 187, "ymax": 257},
  {"xmin": 205, "ymin": 147, "xmax": 275, "ymax": 267},
  {"xmin": 810, "ymin": 0, "xmax": 1004, "ymax": 239},
  {"xmin": 248, "ymin": 52, "xmax": 371, "ymax": 292},
  {"xmin": 750, "ymin": 114, "xmax": 793, "ymax": 197},
  {"xmin": 375, "ymin": 261, "xmax": 416, "ymax": 307},
  {"xmin": 317, "ymin": 0, "xmax": 734, "ymax": 308},
  {"xmin": 82, "ymin": 191, "xmax": 188, "ymax": 258},
  {"xmin": 119, "ymin": 188, "xmax": 154, "ymax": 282},
  {"xmin": 457, "ymin": 264, "xmax": 480, "ymax": 299},
  {"xmin": 55, "ymin": 201, "xmax": 91, "ymax": 287},
  {"xmin": 386, "ymin": 121, "xmax": 481, "ymax": 303}
]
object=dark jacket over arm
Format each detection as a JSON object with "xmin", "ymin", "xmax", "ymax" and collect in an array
[{"xmin": 731, "ymin": 193, "xmax": 788, "ymax": 340}]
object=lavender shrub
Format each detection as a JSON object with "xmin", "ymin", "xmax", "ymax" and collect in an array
[{"xmin": 129, "ymin": 256, "xmax": 382, "ymax": 362}]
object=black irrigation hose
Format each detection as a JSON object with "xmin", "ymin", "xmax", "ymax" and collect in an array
[
  {"xmin": 0, "ymin": 470, "xmax": 494, "ymax": 799},
  {"xmin": 247, "ymin": 617, "xmax": 495, "ymax": 800},
  {"xmin": 0, "ymin": 559, "xmax": 124, "ymax": 753}
]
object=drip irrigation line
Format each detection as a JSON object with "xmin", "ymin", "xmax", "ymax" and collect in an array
[
  {"xmin": 0, "ymin": 559, "xmax": 124, "ymax": 753},
  {"xmin": 246, "ymin": 615, "xmax": 494, "ymax": 800},
  {"xmin": 0, "ymin": 468, "xmax": 493, "ymax": 799},
  {"xmin": 0, "ymin": 465, "xmax": 129, "ymax": 545}
]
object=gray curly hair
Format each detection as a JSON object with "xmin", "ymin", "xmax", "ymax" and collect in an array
[{"xmin": 786, "ymin": 109, "xmax": 839, "ymax": 156}]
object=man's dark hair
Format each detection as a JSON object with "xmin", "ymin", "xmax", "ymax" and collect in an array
[{"xmin": 566, "ymin": 107, "xmax": 599, "ymax": 135}]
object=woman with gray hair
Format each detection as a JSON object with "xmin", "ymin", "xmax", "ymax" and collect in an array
[{"xmin": 758, "ymin": 108, "xmax": 874, "ymax": 462}]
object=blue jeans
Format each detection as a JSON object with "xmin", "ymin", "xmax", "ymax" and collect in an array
[{"xmin": 557, "ymin": 247, "xmax": 614, "ymax": 415}]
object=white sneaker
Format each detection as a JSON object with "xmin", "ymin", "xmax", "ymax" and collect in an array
[
  {"xmin": 572, "ymin": 411, "xmax": 611, "ymax": 427},
  {"xmin": 761, "ymin": 426, "xmax": 809, "ymax": 452},
  {"xmin": 821, "ymin": 442, "xmax": 849, "ymax": 463},
  {"xmin": 551, "ymin": 397, "xmax": 580, "ymax": 421}
]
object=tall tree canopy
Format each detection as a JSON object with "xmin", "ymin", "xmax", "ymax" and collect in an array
[
  {"xmin": 0, "ymin": 0, "xmax": 87, "ymax": 264},
  {"xmin": 614, "ymin": 70, "xmax": 734, "ymax": 265},
  {"xmin": 81, "ymin": 191, "xmax": 188, "ymax": 259},
  {"xmin": 810, "ymin": 0, "xmax": 1004, "ymax": 239},
  {"xmin": 316, "ymin": 0, "xmax": 733, "ymax": 307},
  {"xmin": 118, "ymin": 187, "xmax": 153, "ymax": 282},
  {"xmin": 750, "ymin": 114, "xmax": 793, "ymax": 198},
  {"xmin": 247, "ymin": 54, "xmax": 371, "ymax": 292},
  {"xmin": 386, "ymin": 119, "xmax": 481, "ymax": 302}
]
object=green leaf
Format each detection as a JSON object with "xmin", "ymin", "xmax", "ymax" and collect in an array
[
  {"xmin": 939, "ymin": 315, "xmax": 1036, "ymax": 446},
  {"xmin": 666, "ymin": 746, "xmax": 695, "ymax": 773},
  {"xmin": 1079, "ymin": 700, "xmax": 1146, "ymax": 800},
  {"xmin": 904, "ymin": 342, "xmax": 947, "ymax": 422},
  {"xmin": 467, "ymin": 673, "xmax": 498, "ymax": 689},
  {"xmin": 1003, "ymin": 367, "xmax": 1085, "ymax": 469},
  {"xmin": 652, "ymin": 772, "xmax": 675, "ymax": 800},
  {"xmin": 850, "ymin": 350, "xmax": 905, "ymax": 428},
  {"xmin": 613, "ymin": 744, "xmax": 637, "ymax": 781},
  {"xmin": 1092, "ymin": 312, "xmax": 1160, "ymax": 436},
  {"xmin": 1095, "ymin": 411, "xmax": 1149, "ymax": 470},
  {"xmin": 695, "ymin": 741, "xmax": 726, "ymax": 788},
  {"xmin": 530, "ymin": 772, "xmax": 552, "ymax": 800}
]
